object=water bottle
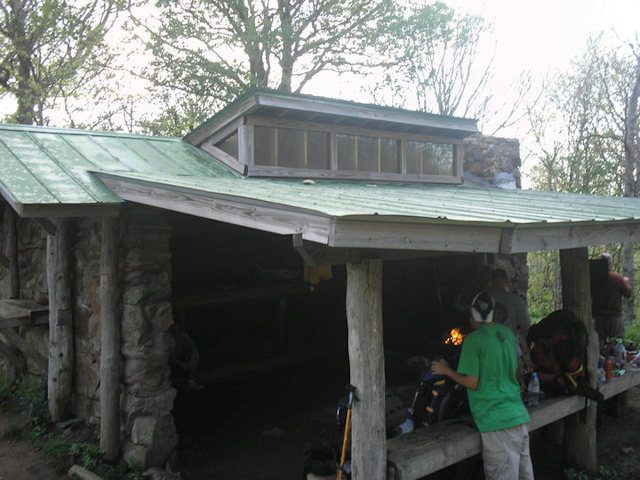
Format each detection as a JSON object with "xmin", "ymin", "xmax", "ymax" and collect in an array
[
  {"xmin": 527, "ymin": 372, "xmax": 540, "ymax": 408},
  {"xmin": 613, "ymin": 340, "xmax": 627, "ymax": 368}
]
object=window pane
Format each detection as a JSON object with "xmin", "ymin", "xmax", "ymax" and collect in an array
[
  {"xmin": 380, "ymin": 138, "xmax": 399, "ymax": 173},
  {"xmin": 216, "ymin": 132, "xmax": 238, "ymax": 158},
  {"xmin": 406, "ymin": 141, "xmax": 454, "ymax": 175},
  {"xmin": 307, "ymin": 131, "xmax": 330, "ymax": 170},
  {"xmin": 429, "ymin": 143, "xmax": 454, "ymax": 175},
  {"xmin": 356, "ymin": 136, "xmax": 376, "ymax": 172},
  {"xmin": 337, "ymin": 134, "xmax": 356, "ymax": 171},
  {"xmin": 254, "ymin": 126, "xmax": 276, "ymax": 166},
  {"xmin": 406, "ymin": 141, "xmax": 427, "ymax": 174},
  {"xmin": 278, "ymin": 128, "xmax": 305, "ymax": 168}
]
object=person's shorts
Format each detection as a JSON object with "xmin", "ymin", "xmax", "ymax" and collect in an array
[{"xmin": 480, "ymin": 422, "xmax": 534, "ymax": 480}]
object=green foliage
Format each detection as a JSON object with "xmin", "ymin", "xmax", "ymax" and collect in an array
[
  {"xmin": 43, "ymin": 437, "xmax": 72, "ymax": 458},
  {"xmin": 69, "ymin": 442, "xmax": 103, "ymax": 470},
  {"xmin": 0, "ymin": 0, "xmax": 123, "ymax": 125},
  {"xmin": 564, "ymin": 465, "xmax": 617, "ymax": 480},
  {"xmin": 131, "ymin": 0, "xmax": 395, "ymax": 135},
  {"xmin": 527, "ymin": 251, "xmax": 561, "ymax": 323},
  {"xmin": 13, "ymin": 377, "xmax": 49, "ymax": 427},
  {"xmin": 625, "ymin": 321, "xmax": 640, "ymax": 344}
]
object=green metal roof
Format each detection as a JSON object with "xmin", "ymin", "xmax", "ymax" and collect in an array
[
  {"xmin": 96, "ymin": 171, "xmax": 640, "ymax": 226},
  {"xmin": 0, "ymin": 124, "xmax": 238, "ymax": 216}
]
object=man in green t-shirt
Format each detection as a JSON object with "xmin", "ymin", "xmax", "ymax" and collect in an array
[{"xmin": 432, "ymin": 292, "xmax": 534, "ymax": 479}]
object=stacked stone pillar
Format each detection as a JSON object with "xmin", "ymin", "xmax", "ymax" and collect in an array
[{"xmin": 119, "ymin": 209, "xmax": 177, "ymax": 468}]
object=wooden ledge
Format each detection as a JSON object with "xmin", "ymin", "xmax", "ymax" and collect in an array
[
  {"xmin": 387, "ymin": 371, "xmax": 640, "ymax": 480},
  {"xmin": 0, "ymin": 299, "xmax": 48, "ymax": 329}
]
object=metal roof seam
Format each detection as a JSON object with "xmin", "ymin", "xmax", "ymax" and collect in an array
[
  {"xmin": 24, "ymin": 131, "xmax": 103, "ymax": 204},
  {"xmin": 57, "ymin": 134, "xmax": 103, "ymax": 171},
  {"xmin": 0, "ymin": 133, "xmax": 61, "ymax": 204},
  {"xmin": 85, "ymin": 134, "xmax": 124, "ymax": 164}
]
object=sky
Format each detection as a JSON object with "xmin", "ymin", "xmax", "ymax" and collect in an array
[
  {"xmin": 2, "ymin": 0, "xmax": 639, "ymax": 138},
  {"xmin": 308, "ymin": 0, "xmax": 640, "ymax": 134}
]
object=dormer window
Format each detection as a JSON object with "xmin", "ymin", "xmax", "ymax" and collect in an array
[{"xmin": 188, "ymin": 90, "xmax": 477, "ymax": 183}]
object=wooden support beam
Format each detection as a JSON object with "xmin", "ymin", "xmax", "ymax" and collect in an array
[
  {"xmin": 560, "ymin": 247, "xmax": 598, "ymax": 472},
  {"xmin": 1, "ymin": 328, "xmax": 47, "ymax": 371},
  {"xmin": 346, "ymin": 259, "xmax": 386, "ymax": 480},
  {"xmin": 47, "ymin": 217, "xmax": 74, "ymax": 422},
  {"xmin": 99, "ymin": 217, "xmax": 120, "ymax": 462},
  {"xmin": 4, "ymin": 204, "xmax": 20, "ymax": 298},
  {"xmin": 35, "ymin": 218, "xmax": 57, "ymax": 236},
  {"xmin": 0, "ymin": 253, "xmax": 9, "ymax": 268}
]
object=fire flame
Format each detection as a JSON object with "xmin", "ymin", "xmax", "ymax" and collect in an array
[{"xmin": 444, "ymin": 328, "xmax": 464, "ymax": 346}]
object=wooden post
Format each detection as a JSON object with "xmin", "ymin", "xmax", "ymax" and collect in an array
[
  {"xmin": 346, "ymin": 259, "xmax": 386, "ymax": 480},
  {"xmin": 99, "ymin": 217, "xmax": 120, "ymax": 461},
  {"xmin": 47, "ymin": 217, "xmax": 73, "ymax": 422},
  {"xmin": 560, "ymin": 247, "xmax": 598, "ymax": 472},
  {"xmin": 4, "ymin": 204, "xmax": 19, "ymax": 298}
]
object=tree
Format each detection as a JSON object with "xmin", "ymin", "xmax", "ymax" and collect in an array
[
  {"xmin": 0, "ymin": 0, "xmax": 122, "ymax": 125},
  {"xmin": 527, "ymin": 35, "xmax": 640, "ymax": 322},
  {"xmin": 367, "ymin": 1, "xmax": 532, "ymax": 135},
  {"xmin": 129, "ymin": 0, "xmax": 394, "ymax": 136}
]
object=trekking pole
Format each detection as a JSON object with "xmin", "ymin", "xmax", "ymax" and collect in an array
[{"xmin": 337, "ymin": 384, "xmax": 357, "ymax": 480}]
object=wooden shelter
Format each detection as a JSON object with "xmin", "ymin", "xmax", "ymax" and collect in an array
[{"xmin": 1, "ymin": 89, "xmax": 640, "ymax": 477}]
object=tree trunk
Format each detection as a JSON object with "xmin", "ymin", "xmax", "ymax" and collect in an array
[
  {"xmin": 346, "ymin": 260, "xmax": 386, "ymax": 480},
  {"xmin": 560, "ymin": 247, "xmax": 598, "ymax": 472},
  {"xmin": 277, "ymin": 0, "xmax": 293, "ymax": 92},
  {"xmin": 12, "ymin": 2, "xmax": 36, "ymax": 125},
  {"xmin": 99, "ymin": 217, "xmax": 120, "ymax": 461},
  {"xmin": 47, "ymin": 217, "xmax": 74, "ymax": 422}
]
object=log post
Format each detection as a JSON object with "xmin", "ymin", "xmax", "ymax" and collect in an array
[
  {"xmin": 560, "ymin": 247, "xmax": 598, "ymax": 472},
  {"xmin": 99, "ymin": 217, "xmax": 120, "ymax": 461},
  {"xmin": 4, "ymin": 204, "xmax": 19, "ymax": 298},
  {"xmin": 47, "ymin": 217, "xmax": 73, "ymax": 422},
  {"xmin": 346, "ymin": 259, "xmax": 386, "ymax": 480}
]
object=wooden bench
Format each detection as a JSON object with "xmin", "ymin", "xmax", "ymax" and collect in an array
[{"xmin": 386, "ymin": 370, "xmax": 640, "ymax": 480}]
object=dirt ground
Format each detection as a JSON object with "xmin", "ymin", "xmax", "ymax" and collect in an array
[
  {"xmin": 0, "ymin": 411, "xmax": 66, "ymax": 480},
  {"xmin": 1, "ymin": 368, "xmax": 640, "ymax": 480}
]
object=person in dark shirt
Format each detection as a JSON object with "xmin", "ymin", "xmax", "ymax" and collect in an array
[{"xmin": 592, "ymin": 252, "xmax": 632, "ymax": 342}]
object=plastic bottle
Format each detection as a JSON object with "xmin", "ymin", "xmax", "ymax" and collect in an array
[
  {"xmin": 527, "ymin": 372, "xmax": 540, "ymax": 408},
  {"xmin": 605, "ymin": 356, "xmax": 614, "ymax": 381},
  {"xmin": 597, "ymin": 356, "xmax": 606, "ymax": 384},
  {"xmin": 613, "ymin": 340, "xmax": 627, "ymax": 368}
]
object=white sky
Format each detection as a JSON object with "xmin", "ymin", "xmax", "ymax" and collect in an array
[{"xmin": 311, "ymin": 0, "xmax": 640, "ymax": 117}]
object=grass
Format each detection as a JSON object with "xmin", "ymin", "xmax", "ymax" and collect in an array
[{"xmin": 0, "ymin": 373, "xmax": 146, "ymax": 480}]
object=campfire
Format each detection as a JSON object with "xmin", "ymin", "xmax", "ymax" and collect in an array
[{"xmin": 444, "ymin": 328, "xmax": 464, "ymax": 346}]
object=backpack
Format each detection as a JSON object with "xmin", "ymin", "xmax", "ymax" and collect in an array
[
  {"xmin": 527, "ymin": 309, "xmax": 603, "ymax": 402},
  {"xmin": 409, "ymin": 370, "xmax": 469, "ymax": 427}
]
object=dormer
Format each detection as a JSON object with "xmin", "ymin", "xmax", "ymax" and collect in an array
[{"xmin": 185, "ymin": 89, "xmax": 479, "ymax": 183}]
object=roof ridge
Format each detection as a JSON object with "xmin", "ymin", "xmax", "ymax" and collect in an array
[{"xmin": 0, "ymin": 123, "xmax": 180, "ymax": 142}]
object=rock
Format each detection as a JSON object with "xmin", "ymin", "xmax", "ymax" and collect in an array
[
  {"xmin": 123, "ymin": 441, "xmax": 150, "ymax": 470},
  {"xmin": 131, "ymin": 415, "xmax": 178, "ymax": 467}
]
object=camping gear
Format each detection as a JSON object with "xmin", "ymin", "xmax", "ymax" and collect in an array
[
  {"xmin": 527, "ymin": 309, "xmax": 604, "ymax": 402},
  {"xmin": 337, "ymin": 384, "xmax": 356, "ymax": 480},
  {"xmin": 409, "ymin": 363, "xmax": 469, "ymax": 427}
]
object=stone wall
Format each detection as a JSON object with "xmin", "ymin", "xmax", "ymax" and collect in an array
[
  {"xmin": 464, "ymin": 134, "xmax": 522, "ymax": 188},
  {"xmin": 463, "ymin": 134, "xmax": 529, "ymax": 298},
  {"xmin": 0, "ymin": 207, "xmax": 176, "ymax": 469}
]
